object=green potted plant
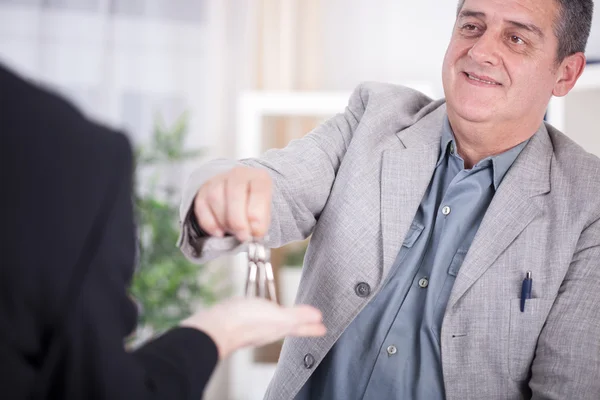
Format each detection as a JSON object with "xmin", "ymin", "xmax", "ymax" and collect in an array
[{"xmin": 129, "ymin": 111, "xmax": 223, "ymax": 346}]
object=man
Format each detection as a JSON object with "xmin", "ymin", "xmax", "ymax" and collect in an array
[
  {"xmin": 0, "ymin": 63, "xmax": 326, "ymax": 399},
  {"xmin": 178, "ymin": 0, "xmax": 599, "ymax": 398}
]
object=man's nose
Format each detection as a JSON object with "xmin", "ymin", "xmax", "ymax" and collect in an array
[{"xmin": 468, "ymin": 32, "xmax": 501, "ymax": 66}]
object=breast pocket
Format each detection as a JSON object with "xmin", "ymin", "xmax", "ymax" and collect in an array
[
  {"xmin": 508, "ymin": 298, "xmax": 554, "ymax": 381},
  {"xmin": 403, "ymin": 222, "xmax": 424, "ymax": 248},
  {"xmin": 431, "ymin": 247, "xmax": 469, "ymax": 346},
  {"xmin": 395, "ymin": 222, "xmax": 425, "ymax": 264},
  {"xmin": 382, "ymin": 222, "xmax": 425, "ymax": 286}
]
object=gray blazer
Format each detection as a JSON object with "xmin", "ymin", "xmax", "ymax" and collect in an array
[{"xmin": 178, "ymin": 83, "xmax": 600, "ymax": 399}]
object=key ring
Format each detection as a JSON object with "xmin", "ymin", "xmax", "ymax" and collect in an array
[{"xmin": 245, "ymin": 239, "xmax": 278, "ymax": 303}]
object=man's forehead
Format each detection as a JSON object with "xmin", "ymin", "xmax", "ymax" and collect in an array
[{"xmin": 459, "ymin": 0, "xmax": 557, "ymax": 30}]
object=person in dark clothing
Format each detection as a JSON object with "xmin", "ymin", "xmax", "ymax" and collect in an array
[{"xmin": 0, "ymin": 63, "xmax": 325, "ymax": 399}]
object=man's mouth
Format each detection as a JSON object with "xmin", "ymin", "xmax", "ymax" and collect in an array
[{"xmin": 464, "ymin": 72, "xmax": 501, "ymax": 86}]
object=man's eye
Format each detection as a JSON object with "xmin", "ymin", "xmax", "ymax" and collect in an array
[
  {"xmin": 462, "ymin": 24, "xmax": 478, "ymax": 31},
  {"xmin": 510, "ymin": 35, "xmax": 525, "ymax": 45}
]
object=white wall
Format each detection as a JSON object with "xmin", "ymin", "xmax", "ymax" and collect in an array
[
  {"xmin": 588, "ymin": 2, "xmax": 600, "ymax": 60},
  {"xmin": 320, "ymin": 0, "xmax": 600, "ymax": 96},
  {"xmin": 320, "ymin": 0, "xmax": 457, "ymax": 97},
  {"xmin": 587, "ymin": 0, "xmax": 600, "ymax": 61},
  {"xmin": 0, "ymin": 2, "xmax": 220, "ymax": 154}
]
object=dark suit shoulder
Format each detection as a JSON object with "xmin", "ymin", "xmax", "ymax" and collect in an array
[
  {"xmin": 0, "ymin": 63, "xmax": 131, "ymax": 169},
  {"xmin": 1, "ymin": 63, "xmax": 134, "ymax": 330}
]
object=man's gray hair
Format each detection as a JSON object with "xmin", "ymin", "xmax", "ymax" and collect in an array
[{"xmin": 456, "ymin": 0, "xmax": 594, "ymax": 62}]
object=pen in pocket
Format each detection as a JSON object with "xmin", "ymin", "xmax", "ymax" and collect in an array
[{"xmin": 520, "ymin": 271, "xmax": 532, "ymax": 312}]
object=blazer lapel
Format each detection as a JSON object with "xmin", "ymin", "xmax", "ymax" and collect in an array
[
  {"xmin": 447, "ymin": 123, "xmax": 553, "ymax": 309},
  {"xmin": 380, "ymin": 106, "xmax": 446, "ymax": 277}
]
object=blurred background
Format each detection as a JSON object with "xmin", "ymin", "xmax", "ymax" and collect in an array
[{"xmin": 1, "ymin": 1, "xmax": 598, "ymax": 399}]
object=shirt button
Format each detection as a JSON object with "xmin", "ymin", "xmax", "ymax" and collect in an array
[
  {"xmin": 387, "ymin": 345, "xmax": 397, "ymax": 356},
  {"xmin": 418, "ymin": 277, "xmax": 429, "ymax": 288},
  {"xmin": 355, "ymin": 282, "xmax": 371, "ymax": 298},
  {"xmin": 442, "ymin": 206, "xmax": 451, "ymax": 215},
  {"xmin": 303, "ymin": 353, "xmax": 315, "ymax": 369},
  {"xmin": 450, "ymin": 142, "xmax": 455, "ymax": 154}
]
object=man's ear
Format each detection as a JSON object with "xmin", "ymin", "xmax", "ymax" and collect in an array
[{"xmin": 552, "ymin": 52, "xmax": 586, "ymax": 97}]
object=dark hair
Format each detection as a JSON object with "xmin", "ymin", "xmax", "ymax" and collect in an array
[{"xmin": 456, "ymin": 0, "xmax": 594, "ymax": 62}]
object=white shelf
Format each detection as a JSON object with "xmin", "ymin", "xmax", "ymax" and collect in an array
[{"xmin": 235, "ymin": 82, "xmax": 435, "ymax": 159}]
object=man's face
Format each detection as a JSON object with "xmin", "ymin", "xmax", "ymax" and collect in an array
[{"xmin": 442, "ymin": 0, "xmax": 562, "ymax": 126}]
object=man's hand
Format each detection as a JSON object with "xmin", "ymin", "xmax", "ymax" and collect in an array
[
  {"xmin": 193, "ymin": 167, "xmax": 272, "ymax": 242},
  {"xmin": 180, "ymin": 297, "xmax": 326, "ymax": 360}
]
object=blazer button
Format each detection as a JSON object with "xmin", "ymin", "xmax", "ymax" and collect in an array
[
  {"xmin": 304, "ymin": 353, "xmax": 315, "ymax": 369},
  {"xmin": 355, "ymin": 282, "xmax": 371, "ymax": 297}
]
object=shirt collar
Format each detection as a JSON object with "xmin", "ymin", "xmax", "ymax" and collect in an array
[
  {"xmin": 438, "ymin": 117, "xmax": 529, "ymax": 190},
  {"xmin": 437, "ymin": 117, "xmax": 455, "ymax": 167}
]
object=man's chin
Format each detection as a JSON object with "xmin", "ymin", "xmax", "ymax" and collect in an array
[
  {"xmin": 451, "ymin": 105, "xmax": 497, "ymax": 124},
  {"xmin": 447, "ymin": 93, "xmax": 495, "ymax": 119}
]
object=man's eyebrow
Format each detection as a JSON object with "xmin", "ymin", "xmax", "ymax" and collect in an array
[
  {"xmin": 506, "ymin": 20, "xmax": 544, "ymax": 38},
  {"xmin": 458, "ymin": 9, "xmax": 545, "ymax": 39},
  {"xmin": 458, "ymin": 9, "xmax": 486, "ymax": 19}
]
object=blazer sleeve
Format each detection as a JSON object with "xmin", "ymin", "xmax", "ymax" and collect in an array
[
  {"xmin": 178, "ymin": 83, "xmax": 369, "ymax": 263},
  {"xmin": 56, "ymin": 133, "xmax": 218, "ymax": 400},
  {"xmin": 529, "ymin": 215, "xmax": 600, "ymax": 399}
]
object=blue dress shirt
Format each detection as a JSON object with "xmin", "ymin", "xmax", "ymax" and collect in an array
[{"xmin": 302, "ymin": 118, "xmax": 528, "ymax": 399}]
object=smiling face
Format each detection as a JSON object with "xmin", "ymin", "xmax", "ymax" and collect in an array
[{"xmin": 442, "ymin": 0, "xmax": 567, "ymax": 128}]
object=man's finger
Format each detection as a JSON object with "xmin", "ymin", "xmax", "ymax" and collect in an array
[
  {"xmin": 247, "ymin": 171, "xmax": 272, "ymax": 238},
  {"xmin": 204, "ymin": 182, "xmax": 227, "ymax": 235},
  {"xmin": 195, "ymin": 197, "xmax": 224, "ymax": 237},
  {"xmin": 290, "ymin": 323, "xmax": 327, "ymax": 337},
  {"xmin": 288, "ymin": 305, "xmax": 323, "ymax": 323},
  {"xmin": 225, "ymin": 173, "xmax": 250, "ymax": 241}
]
